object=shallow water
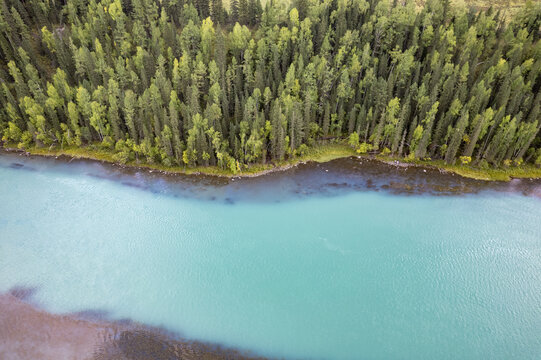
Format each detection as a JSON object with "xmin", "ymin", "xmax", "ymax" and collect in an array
[{"xmin": 1, "ymin": 152, "xmax": 541, "ymax": 359}]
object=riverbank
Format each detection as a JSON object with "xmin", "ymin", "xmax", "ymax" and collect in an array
[
  {"xmin": 2, "ymin": 142, "xmax": 541, "ymax": 181},
  {"xmin": 0, "ymin": 291, "xmax": 264, "ymax": 360},
  {"xmin": 374, "ymin": 155, "xmax": 541, "ymax": 182},
  {"xmin": 0, "ymin": 142, "xmax": 356, "ymax": 178}
]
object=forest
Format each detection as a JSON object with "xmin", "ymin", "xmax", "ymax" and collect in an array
[{"xmin": 1, "ymin": 0, "xmax": 541, "ymax": 173}]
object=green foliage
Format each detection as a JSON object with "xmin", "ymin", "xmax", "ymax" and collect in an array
[
  {"xmin": 459, "ymin": 156, "xmax": 472, "ymax": 165},
  {"xmin": 356, "ymin": 142, "xmax": 373, "ymax": 154},
  {"xmin": 0, "ymin": 0, "xmax": 539, "ymax": 171},
  {"xmin": 348, "ymin": 132, "xmax": 360, "ymax": 148},
  {"xmin": 112, "ymin": 139, "xmax": 134, "ymax": 164},
  {"xmin": 2, "ymin": 122, "xmax": 22, "ymax": 143}
]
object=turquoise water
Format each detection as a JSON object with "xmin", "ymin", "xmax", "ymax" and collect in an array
[{"xmin": 1, "ymin": 154, "xmax": 541, "ymax": 359}]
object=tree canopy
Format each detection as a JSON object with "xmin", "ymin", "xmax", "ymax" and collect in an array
[{"xmin": 1, "ymin": 0, "xmax": 541, "ymax": 171}]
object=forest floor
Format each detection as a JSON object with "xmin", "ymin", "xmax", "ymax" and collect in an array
[{"xmin": 2, "ymin": 142, "xmax": 541, "ymax": 181}]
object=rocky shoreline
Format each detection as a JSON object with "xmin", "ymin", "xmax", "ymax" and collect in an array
[
  {"xmin": 3, "ymin": 142, "xmax": 541, "ymax": 184},
  {"xmin": 2, "ymin": 147, "xmax": 541, "ymax": 200},
  {"xmin": 0, "ymin": 145, "xmax": 309, "ymax": 180}
]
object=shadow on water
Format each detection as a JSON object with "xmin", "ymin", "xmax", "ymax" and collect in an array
[{"xmin": 1, "ymin": 149, "xmax": 541, "ymax": 202}]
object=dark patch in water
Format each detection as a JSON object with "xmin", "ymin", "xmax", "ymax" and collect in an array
[
  {"xmin": 8, "ymin": 162, "xmax": 36, "ymax": 171},
  {"xmin": 121, "ymin": 181, "xmax": 147, "ymax": 190},
  {"xmin": 86, "ymin": 172, "xmax": 111, "ymax": 180},
  {"xmin": 224, "ymin": 197, "xmax": 235, "ymax": 205},
  {"xmin": 8, "ymin": 286, "xmax": 38, "ymax": 301},
  {"xmin": 72, "ymin": 309, "xmax": 112, "ymax": 321},
  {"xmin": 72, "ymin": 308, "xmax": 136, "ymax": 326},
  {"xmin": 327, "ymin": 182, "xmax": 349, "ymax": 188}
]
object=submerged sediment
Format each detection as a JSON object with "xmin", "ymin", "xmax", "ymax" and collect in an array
[{"xmin": 0, "ymin": 291, "xmax": 264, "ymax": 360}]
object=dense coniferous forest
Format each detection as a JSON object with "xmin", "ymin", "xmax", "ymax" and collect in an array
[{"xmin": 1, "ymin": 0, "xmax": 541, "ymax": 172}]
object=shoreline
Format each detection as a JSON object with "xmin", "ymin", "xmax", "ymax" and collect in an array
[
  {"xmin": 5, "ymin": 145, "xmax": 541, "ymax": 200},
  {"xmin": 0, "ymin": 291, "xmax": 265, "ymax": 360},
  {"xmin": 0, "ymin": 144, "xmax": 330, "ymax": 179},
  {"xmin": 1, "ymin": 143, "xmax": 541, "ymax": 182}
]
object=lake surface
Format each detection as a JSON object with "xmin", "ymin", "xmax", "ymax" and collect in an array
[{"xmin": 1, "ymin": 151, "xmax": 541, "ymax": 359}]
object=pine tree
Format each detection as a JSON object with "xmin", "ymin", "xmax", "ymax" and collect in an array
[
  {"xmin": 445, "ymin": 111, "xmax": 469, "ymax": 164},
  {"xmin": 230, "ymin": 0, "xmax": 240, "ymax": 24}
]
